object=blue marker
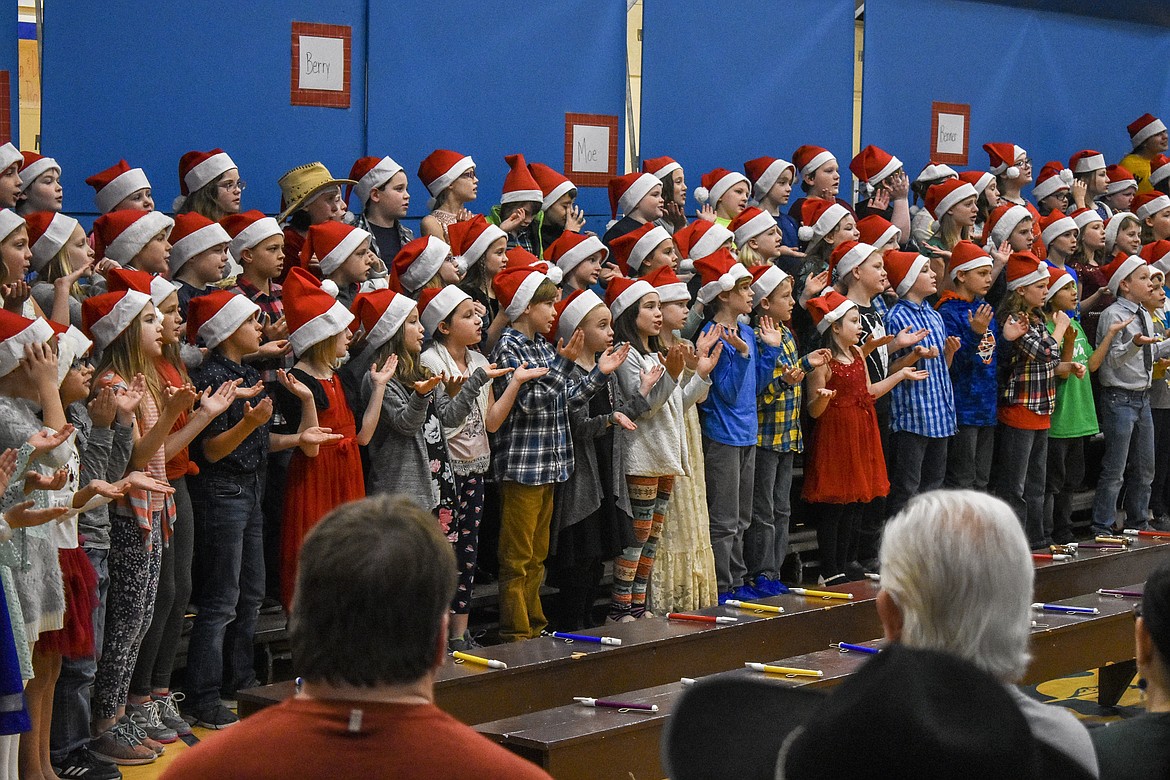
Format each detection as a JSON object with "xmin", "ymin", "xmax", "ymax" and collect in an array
[
  {"xmin": 1031, "ymin": 602, "xmax": 1099, "ymax": 615},
  {"xmin": 551, "ymin": 631, "xmax": 622, "ymax": 646},
  {"xmin": 833, "ymin": 642, "xmax": 880, "ymax": 655}
]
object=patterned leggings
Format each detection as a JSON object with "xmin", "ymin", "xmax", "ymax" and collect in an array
[
  {"xmin": 93, "ymin": 514, "xmax": 162, "ymax": 720},
  {"xmin": 611, "ymin": 475, "xmax": 674, "ymax": 619},
  {"xmin": 450, "ymin": 473, "xmax": 484, "ymax": 615}
]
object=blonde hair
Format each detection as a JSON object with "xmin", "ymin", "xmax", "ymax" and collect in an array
[
  {"xmin": 95, "ymin": 307, "xmax": 164, "ymax": 411},
  {"xmin": 737, "ymin": 243, "xmax": 765, "ymax": 266},
  {"xmin": 298, "ymin": 331, "xmax": 343, "ymax": 368}
]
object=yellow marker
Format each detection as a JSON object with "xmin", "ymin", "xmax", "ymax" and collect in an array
[
  {"xmin": 789, "ymin": 587, "xmax": 853, "ymax": 601},
  {"xmin": 452, "ymin": 651, "xmax": 507, "ymax": 670},
  {"xmin": 724, "ymin": 599, "xmax": 784, "ymax": 614},
  {"xmin": 745, "ymin": 662, "xmax": 823, "ymax": 677}
]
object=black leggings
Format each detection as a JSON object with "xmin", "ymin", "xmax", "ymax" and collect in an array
[{"xmin": 815, "ymin": 501, "xmax": 865, "ymax": 580}]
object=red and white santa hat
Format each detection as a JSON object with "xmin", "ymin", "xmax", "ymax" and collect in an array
[
  {"xmin": 642, "ymin": 155, "xmax": 682, "ymax": 181},
  {"xmin": 106, "ymin": 266, "xmax": 179, "ymax": 307},
  {"xmin": 92, "ymin": 209, "xmax": 174, "ymax": 265},
  {"xmin": 856, "ymin": 214, "xmax": 901, "ymax": 248},
  {"xmin": 502, "ymin": 247, "xmax": 563, "ymax": 284},
  {"xmin": 884, "ymin": 250, "xmax": 931, "ymax": 297},
  {"xmin": 849, "ymin": 145, "xmax": 902, "ymax": 185},
  {"xmin": 169, "ymin": 211, "xmax": 231, "ymax": 276},
  {"xmin": 0, "ymin": 210, "xmax": 22, "ymax": 246},
  {"xmin": 528, "ymin": 162, "xmax": 577, "ymax": 212},
  {"xmin": 1069, "ymin": 149, "xmax": 1106, "ymax": 175},
  {"xmin": 1103, "ymin": 252, "xmax": 1147, "ymax": 295},
  {"xmin": 0, "ymin": 309, "xmax": 53, "ymax": 378},
  {"xmin": 493, "ymin": 263, "xmax": 553, "ymax": 320},
  {"xmin": 798, "ymin": 198, "xmax": 850, "ymax": 246},
  {"xmin": 1039, "ymin": 210, "xmax": 1078, "ymax": 246},
  {"xmin": 1044, "ymin": 265, "xmax": 1075, "ymax": 304},
  {"xmin": 829, "ymin": 240, "xmax": 879, "ymax": 281},
  {"xmin": 553, "ymin": 288, "xmax": 605, "ymax": 344},
  {"xmin": 693, "ymin": 168, "xmax": 749, "ymax": 208},
  {"xmin": 609, "ymin": 222, "xmax": 672, "ymax": 276},
  {"xmin": 957, "ymin": 170, "xmax": 995, "ymax": 196},
  {"xmin": 447, "ymin": 214, "xmax": 507, "ymax": 274},
  {"xmin": 1032, "ymin": 162, "xmax": 1074, "ymax": 201},
  {"xmin": 48, "ymin": 320, "xmax": 93, "ymax": 386},
  {"xmin": 674, "ymin": 220, "xmax": 734, "ymax": 269},
  {"xmin": 925, "ymin": 179, "xmax": 977, "ymax": 220},
  {"xmin": 1129, "ymin": 113, "xmax": 1167, "ymax": 150},
  {"xmin": 185, "ymin": 289, "xmax": 260, "ymax": 349},
  {"xmin": 0, "ymin": 143, "xmax": 21, "ymax": 174},
  {"xmin": 543, "ymin": 231, "xmax": 608, "ymax": 276},
  {"xmin": 1151, "ymin": 154, "xmax": 1170, "ymax": 188},
  {"xmin": 81, "ymin": 289, "xmax": 153, "ymax": 349},
  {"xmin": 24, "ymin": 210, "xmax": 78, "ymax": 272},
  {"xmin": 85, "ymin": 159, "xmax": 152, "ymax": 214},
  {"xmin": 283, "ymin": 267, "xmax": 355, "ymax": 355},
  {"xmin": 350, "ymin": 288, "xmax": 416, "ymax": 350},
  {"xmin": 693, "ymin": 247, "xmax": 753, "ymax": 305},
  {"xmin": 500, "ymin": 154, "xmax": 543, "ymax": 205},
  {"xmin": 1070, "ymin": 207, "xmax": 1103, "ymax": 232},
  {"xmin": 221, "ymin": 210, "xmax": 283, "ymax": 262},
  {"xmin": 1105, "ymin": 164, "xmax": 1138, "ymax": 196},
  {"xmin": 807, "ymin": 289, "xmax": 856, "ymax": 334},
  {"xmin": 983, "ymin": 203, "xmax": 1032, "ymax": 250},
  {"xmin": 417, "ymin": 149, "xmax": 475, "ymax": 198},
  {"xmin": 744, "ymin": 156, "xmax": 795, "ymax": 201},
  {"xmin": 984, "ymin": 143, "xmax": 1026, "ymax": 178},
  {"xmin": 729, "ymin": 206, "xmax": 777, "ymax": 248},
  {"xmin": 1004, "ymin": 251, "xmax": 1049, "ymax": 291},
  {"xmin": 947, "ymin": 241, "xmax": 993, "ymax": 280},
  {"xmin": 1104, "ymin": 212, "xmax": 1138, "ymax": 254},
  {"xmin": 302, "ymin": 221, "xmax": 371, "ymax": 276},
  {"xmin": 346, "ymin": 155, "xmax": 404, "ymax": 205},
  {"xmin": 643, "ymin": 265, "xmax": 690, "ymax": 303},
  {"xmin": 1140, "ymin": 239, "xmax": 1170, "ymax": 276},
  {"xmin": 177, "ymin": 148, "xmax": 236, "ymax": 198},
  {"xmin": 389, "ymin": 236, "xmax": 450, "ymax": 294},
  {"xmin": 418, "ymin": 285, "xmax": 472, "ymax": 337},
  {"xmin": 914, "ymin": 161, "xmax": 958, "ymax": 185},
  {"xmin": 605, "ymin": 275, "xmax": 656, "ymax": 320},
  {"xmin": 748, "ymin": 264, "xmax": 790, "ymax": 309},
  {"xmin": 608, "ymin": 171, "xmax": 661, "ymax": 220},
  {"xmin": 1134, "ymin": 192, "xmax": 1170, "ymax": 221},
  {"xmin": 18, "ymin": 151, "xmax": 59, "ymax": 192},
  {"xmin": 792, "ymin": 145, "xmax": 836, "ymax": 180}
]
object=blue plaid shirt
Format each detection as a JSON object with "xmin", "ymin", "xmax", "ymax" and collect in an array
[
  {"xmin": 489, "ymin": 327, "xmax": 606, "ymax": 485},
  {"xmin": 885, "ymin": 299, "xmax": 957, "ymax": 438},
  {"xmin": 756, "ymin": 325, "xmax": 813, "ymax": 452}
]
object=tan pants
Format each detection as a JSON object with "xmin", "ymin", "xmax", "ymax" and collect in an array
[{"xmin": 497, "ymin": 481, "xmax": 554, "ymax": 642}]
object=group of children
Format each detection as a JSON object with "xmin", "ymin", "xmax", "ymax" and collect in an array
[{"xmin": 0, "ymin": 111, "xmax": 1168, "ymax": 777}]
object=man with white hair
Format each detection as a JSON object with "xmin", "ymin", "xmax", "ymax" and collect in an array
[{"xmin": 876, "ymin": 489, "xmax": 1099, "ymax": 777}]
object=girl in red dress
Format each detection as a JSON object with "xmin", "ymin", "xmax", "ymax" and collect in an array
[
  {"xmin": 802, "ymin": 291, "xmax": 926, "ymax": 585},
  {"xmin": 276, "ymin": 268, "xmax": 396, "ymax": 608}
]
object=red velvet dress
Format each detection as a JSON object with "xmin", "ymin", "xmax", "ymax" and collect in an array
[
  {"xmin": 280, "ymin": 374, "xmax": 364, "ymax": 607},
  {"xmin": 801, "ymin": 355, "xmax": 890, "ymax": 505}
]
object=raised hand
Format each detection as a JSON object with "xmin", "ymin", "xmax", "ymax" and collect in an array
[
  {"xmin": 1002, "ymin": 313, "xmax": 1029, "ymax": 341},
  {"xmin": 892, "ymin": 327, "xmax": 929, "ymax": 351},
  {"xmin": 662, "ymin": 343, "xmax": 686, "ymax": 380},
  {"xmin": 253, "ymin": 339, "xmax": 292, "ymax": 360},
  {"xmin": 815, "ymin": 387, "xmax": 837, "ymax": 401},
  {"xmin": 300, "ymin": 426, "xmax": 344, "ymax": 446},
  {"xmin": 235, "ymin": 380, "xmax": 266, "ymax": 400},
  {"xmin": 860, "ymin": 333, "xmax": 895, "ymax": 357},
  {"xmin": 500, "ymin": 207, "xmax": 528, "ymax": 233},
  {"xmin": 23, "ymin": 341, "xmax": 59, "ymax": 388},
  {"xmin": 120, "ymin": 471, "xmax": 176, "ymax": 494},
  {"xmin": 597, "ymin": 342, "xmax": 632, "ymax": 375},
  {"xmin": 969, "ymin": 303, "xmax": 993, "ymax": 334},
  {"xmin": 757, "ymin": 316, "xmax": 785, "ymax": 348},
  {"xmin": 413, "ymin": 374, "xmax": 444, "ymax": 396},
  {"xmin": 442, "ymin": 372, "xmax": 466, "ymax": 398},
  {"xmin": 639, "ymin": 362, "xmax": 665, "ymax": 395},
  {"xmin": 719, "ymin": 323, "xmax": 749, "ymax": 356},
  {"xmin": 663, "ymin": 201, "xmax": 687, "ymax": 231},
  {"xmin": 1108, "ymin": 316, "xmax": 1135, "ymax": 337},
  {"xmin": 1071, "ymin": 362, "xmax": 1087, "ymax": 379},
  {"xmin": 805, "ymin": 348, "xmax": 832, "ymax": 368},
  {"xmin": 696, "ymin": 204, "xmax": 717, "ymax": 223},
  {"xmin": 695, "ymin": 339, "xmax": 724, "ymax": 379},
  {"xmin": 694, "ymin": 322, "xmax": 722, "ymax": 356},
  {"xmin": 263, "ymin": 315, "xmax": 289, "ymax": 342},
  {"xmin": 27, "ymin": 425, "xmax": 75, "ymax": 460},
  {"xmin": 483, "ymin": 363, "xmax": 514, "ymax": 380},
  {"xmin": 565, "ymin": 204, "xmax": 587, "ymax": 232},
  {"xmin": 57, "ymin": 255, "xmax": 94, "ymax": 290},
  {"xmin": 1070, "ymin": 179, "xmax": 1089, "ymax": 209},
  {"xmin": 115, "ymin": 374, "xmax": 148, "ymax": 417},
  {"xmin": 278, "ymin": 369, "xmax": 314, "ymax": 401},
  {"xmin": 88, "ymin": 387, "xmax": 118, "ymax": 428},
  {"xmin": 944, "ymin": 335, "xmax": 962, "ymax": 360},
  {"xmin": 901, "ymin": 367, "xmax": 929, "ymax": 382},
  {"xmin": 869, "ymin": 188, "xmax": 891, "ymax": 211},
  {"xmin": 162, "ymin": 383, "xmax": 198, "ymax": 418},
  {"xmin": 781, "ymin": 364, "xmax": 806, "ymax": 385},
  {"xmin": 512, "ymin": 361, "xmax": 550, "ymax": 385},
  {"xmin": 5, "ymin": 500, "xmax": 67, "ymax": 529},
  {"xmin": 197, "ymin": 381, "xmax": 239, "ymax": 418},
  {"xmin": 557, "ymin": 330, "xmax": 586, "ymax": 363},
  {"xmin": 888, "ymin": 170, "xmax": 911, "ymax": 199},
  {"xmin": 0, "ymin": 449, "xmax": 16, "ymax": 489},
  {"xmin": 85, "ymin": 479, "xmax": 126, "ymax": 499},
  {"xmin": 1052, "ymin": 310, "xmax": 1071, "ymax": 332},
  {"xmin": 680, "ymin": 342, "xmax": 699, "ymax": 372},
  {"xmin": 989, "ymin": 241, "xmax": 1011, "ymax": 266},
  {"xmin": 913, "ymin": 344, "xmax": 940, "ymax": 360},
  {"xmin": 599, "ymin": 263, "xmax": 621, "ymax": 286},
  {"xmin": 2, "ymin": 279, "xmax": 31, "ymax": 312},
  {"xmin": 612, "ymin": 411, "xmax": 637, "ymax": 431},
  {"xmin": 243, "ymin": 397, "xmax": 274, "ymax": 427},
  {"xmin": 25, "ymin": 467, "xmax": 68, "ymax": 493},
  {"xmin": 802, "ymin": 270, "xmax": 830, "ymax": 301}
]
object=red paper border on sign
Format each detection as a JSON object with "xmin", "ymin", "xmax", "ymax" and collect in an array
[
  {"xmin": 564, "ymin": 113, "xmax": 619, "ymax": 187},
  {"xmin": 290, "ymin": 22, "xmax": 351, "ymax": 109},
  {"xmin": 930, "ymin": 102, "xmax": 971, "ymax": 166}
]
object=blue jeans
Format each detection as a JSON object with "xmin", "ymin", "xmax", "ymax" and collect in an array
[
  {"xmin": 744, "ymin": 448, "xmax": 794, "ymax": 581},
  {"xmin": 50, "ymin": 546, "xmax": 109, "ymax": 760},
  {"xmin": 1092, "ymin": 389, "xmax": 1155, "ymax": 534},
  {"xmin": 186, "ymin": 471, "xmax": 265, "ymax": 711}
]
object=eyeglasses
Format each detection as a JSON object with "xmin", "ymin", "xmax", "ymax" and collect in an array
[
  {"xmin": 1016, "ymin": 158, "xmax": 1032, "ymax": 168},
  {"xmin": 70, "ymin": 357, "xmax": 91, "ymax": 371},
  {"xmin": 459, "ymin": 169, "xmax": 477, "ymax": 180},
  {"xmin": 218, "ymin": 180, "xmax": 247, "ymax": 192}
]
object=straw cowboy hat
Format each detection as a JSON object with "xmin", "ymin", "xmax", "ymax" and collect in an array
[{"xmin": 277, "ymin": 162, "xmax": 356, "ymax": 222}]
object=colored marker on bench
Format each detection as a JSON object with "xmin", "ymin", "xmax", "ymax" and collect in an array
[
  {"xmin": 1097, "ymin": 588, "xmax": 1143, "ymax": 598},
  {"xmin": 1123, "ymin": 528, "xmax": 1170, "ymax": 539},
  {"xmin": 1078, "ymin": 542, "xmax": 1125, "ymax": 550},
  {"xmin": 1032, "ymin": 553, "xmax": 1072, "ymax": 561},
  {"xmin": 789, "ymin": 587, "xmax": 853, "ymax": 600},
  {"xmin": 666, "ymin": 613, "xmax": 738, "ymax": 624},
  {"xmin": 1096, "ymin": 535, "xmax": 1132, "ymax": 545},
  {"xmin": 452, "ymin": 651, "xmax": 508, "ymax": 669},
  {"xmin": 551, "ymin": 631, "xmax": 621, "ymax": 646},
  {"xmin": 832, "ymin": 642, "xmax": 880, "ymax": 655},
  {"xmin": 724, "ymin": 600, "xmax": 784, "ymax": 614},
  {"xmin": 574, "ymin": 697, "xmax": 658, "ymax": 712},
  {"xmin": 746, "ymin": 662, "xmax": 823, "ymax": 678},
  {"xmin": 1031, "ymin": 602, "xmax": 1099, "ymax": 615},
  {"xmin": 680, "ymin": 677, "xmax": 697, "ymax": 686}
]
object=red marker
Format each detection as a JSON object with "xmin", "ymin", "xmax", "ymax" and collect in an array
[
  {"xmin": 666, "ymin": 613, "xmax": 738, "ymax": 624},
  {"xmin": 1032, "ymin": 553, "xmax": 1072, "ymax": 561},
  {"xmin": 1123, "ymin": 529, "xmax": 1170, "ymax": 539}
]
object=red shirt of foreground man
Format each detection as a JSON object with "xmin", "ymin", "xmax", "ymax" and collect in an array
[{"xmin": 161, "ymin": 697, "xmax": 551, "ymax": 779}]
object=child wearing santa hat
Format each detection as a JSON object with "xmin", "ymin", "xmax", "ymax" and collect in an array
[
  {"xmin": 1031, "ymin": 162, "xmax": 1077, "ymax": 218},
  {"xmin": 448, "ymin": 215, "xmax": 509, "ymax": 349},
  {"xmin": 173, "ymin": 149, "xmax": 241, "ymax": 222},
  {"xmin": 26, "ymin": 210, "xmax": 91, "ymax": 327},
  {"xmin": 486, "ymin": 154, "xmax": 548, "ymax": 255},
  {"xmin": 643, "ymin": 155, "xmax": 688, "ymax": 234},
  {"xmin": 693, "ymin": 168, "xmax": 751, "ymax": 227},
  {"xmin": 729, "ymin": 207, "xmax": 783, "ymax": 269},
  {"xmin": 528, "ymin": 161, "xmax": 585, "ymax": 250},
  {"xmin": 299, "ymin": 221, "xmax": 375, "ymax": 311},
  {"xmin": 1135, "ymin": 191, "xmax": 1170, "ymax": 245},
  {"xmin": 922, "ymin": 179, "xmax": 979, "ymax": 280},
  {"xmin": 418, "ymin": 149, "xmax": 476, "ymax": 242},
  {"xmin": 789, "ymin": 145, "xmax": 844, "ymax": 222},
  {"xmin": 985, "ymin": 142, "xmax": 1035, "ymax": 215},
  {"xmin": 544, "ymin": 231, "xmax": 611, "ymax": 298},
  {"xmin": 345, "ymin": 155, "xmax": 413, "ymax": 261},
  {"xmin": 1098, "ymin": 165, "xmax": 1138, "ymax": 220},
  {"xmin": 908, "ymin": 161, "xmax": 957, "ymax": 250},
  {"xmin": 169, "ymin": 212, "xmax": 232, "ymax": 315},
  {"xmin": 956, "ymin": 170, "xmax": 1000, "ymax": 242},
  {"xmin": 15, "ymin": 151, "xmax": 61, "ymax": 215},
  {"xmin": 1068, "ymin": 208, "xmax": 1111, "ymax": 341},
  {"xmin": 792, "ymin": 199, "xmax": 859, "ymax": 347},
  {"xmin": 992, "ymin": 252, "xmax": 1065, "ymax": 548},
  {"xmin": 850, "ymin": 145, "xmax": 911, "ymax": 243},
  {"xmin": 0, "ymin": 144, "xmax": 24, "ymax": 211},
  {"xmin": 389, "ymin": 235, "xmax": 460, "ymax": 297},
  {"xmin": 92, "ymin": 209, "xmax": 175, "ymax": 279},
  {"xmin": 1119, "ymin": 113, "xmax": 1169, "ymax": 194},
  {"xmin": 608, "ymin": 222, "xmax": 676, "ymax": 277},
  {"xmin": 85, "ymin": 160, "xmax": 153, "ymax": 214},
  {"xmin": 0, "ymin": 210, "xmax": 40, "ymax": 319},
  {"xmin": 603, "ymin": 171, "xmax": 664, "ymax": 246}
]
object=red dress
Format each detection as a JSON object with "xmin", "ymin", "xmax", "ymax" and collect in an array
[
  {"xmin": 801, "ymin": 354, "xmax": 890, "ymax": 504},
  {"xmin": 280, "ymin": 374, "xmax": 365, "ymax": 607}
]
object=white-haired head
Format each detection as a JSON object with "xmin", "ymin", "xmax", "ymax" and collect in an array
[{"xmin": 879, "ymin": 489, "xmax": 1033, "ymax": 682}]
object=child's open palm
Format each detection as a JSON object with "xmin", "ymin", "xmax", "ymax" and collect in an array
[
  {"xmin": 969, "ymin": 304, "xmax": 993, "ymax": 334},
  {"xmin": 243, "ymin": 397, "xmax": 274, "ymax": 427},
  {"xmin": 483, "ymin": 363, "xmax": 514, "ymax": 380},
  {"xmin": 413, "ymin": 374, "xmax": 444, "ymax": 396},
  {"xmin": 368, "ymin": 356, "xmax": 399, "ymax": 387},
  {"xmin": 557, "ymin": 330, "xmax": 586, "ymax": 363},
  {"xmin": 597, "ymin": 342, "xmax": 631, "ymax": 375},
  {"xmin": 1002, "ymin": 314, "xmax": 1029, "ymax": 341},
  {"xmin": 513, "ymin": 361, "xmax": 550, "ymax": 385},
  {"xmin": 805, "ymin": 348, "xmax": 832, "ymax": 368},
  {"xmin": 757, "ymin": 316, "xmax": 785, "ymax": 348},
  {"xmin": 696, "ymin": 340, "xmax": 724, "ymax": 379}
]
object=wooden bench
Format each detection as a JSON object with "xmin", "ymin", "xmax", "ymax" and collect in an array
[{"xmin": 474, "ymin": 586, "xmax": 1142, "ymax": 780}]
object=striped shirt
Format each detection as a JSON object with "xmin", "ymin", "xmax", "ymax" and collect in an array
[
  {"xmin": 756, "ymin": 325, "xmax": 813, "ymax": 452},
  {"xmin": 885, "ymin": 299, "xmax": 957, "ymax": 438}
]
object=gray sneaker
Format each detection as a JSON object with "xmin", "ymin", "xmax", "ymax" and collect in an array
[
  {"xmin": 152, "ymin": 692, "xmax": 192, "ymax": 736},
  {"xmin": 89, "ymin": 721, "xmax": 155, "ymax": 766},
  {"xmin": 126, "ymin": 700, "xmax": 177, "ymax": 745}
]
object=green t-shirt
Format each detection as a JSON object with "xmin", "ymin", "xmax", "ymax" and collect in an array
[{"xmin": 1046, "ymin": 318, "xmax": 1099, "ymax": 438}]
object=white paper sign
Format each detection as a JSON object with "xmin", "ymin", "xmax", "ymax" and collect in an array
[
  {"xmin": 299, "ymin": 35, "xmax": 344, "ymax": 91},
  {"xmin": 936, "ymin": 113, "xmax": 966, "ymax": 156},
  {"xmin": 572, "ymin": 125, "xmax": 610, "ymax": 174}
]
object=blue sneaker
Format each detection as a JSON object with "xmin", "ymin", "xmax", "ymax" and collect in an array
[
  {"xmin": 751, "ymin": 576, "xmax": 790, "ymax": 597},
  {"xmin": 717, "ymin": 590, "xmax": 735, "ymax": 604},
  {"xmin": 731, "ymin": 584, "xmax": 763, "ymax": 600}
]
